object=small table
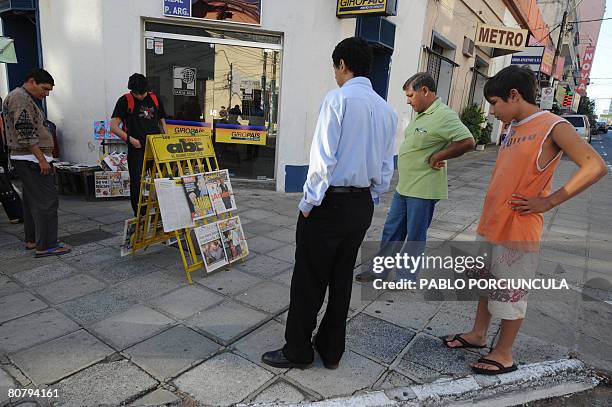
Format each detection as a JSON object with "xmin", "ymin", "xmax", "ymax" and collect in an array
[{"xmin": 55, "ymin": 165, "xmax": 101, "ymax": 201}]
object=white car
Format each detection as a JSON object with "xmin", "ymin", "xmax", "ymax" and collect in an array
[{"xmin": 563, "ymin": 115, "xmax": 591, "ymax": 143}]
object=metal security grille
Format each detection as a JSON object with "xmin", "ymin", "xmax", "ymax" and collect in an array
[{"xmin": 427, "ymin": 43, "xmax": 444, "ymax": 83}]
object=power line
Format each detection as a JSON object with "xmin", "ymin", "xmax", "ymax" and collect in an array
[{"xmin": 567, "ymin": 17, "xmax": 612, "ymax": 24}]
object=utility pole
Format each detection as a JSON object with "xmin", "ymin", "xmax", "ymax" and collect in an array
[{"xmin": 550, "ymin": 10, "xmax": 568, "ymax": 87}]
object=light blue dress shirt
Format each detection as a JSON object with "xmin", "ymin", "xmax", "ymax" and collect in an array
[{"xmin": 298, "ymin": 77, "xmax": 398, "ymax": 213}]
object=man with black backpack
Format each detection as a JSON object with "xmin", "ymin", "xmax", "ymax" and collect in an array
[{"xmin": 110, "ymin": 74, "xmax": 167, "ymax": 215}]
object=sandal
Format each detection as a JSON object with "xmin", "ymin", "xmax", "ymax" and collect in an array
[
  {"xmin": 471, "ymin": 357, "xmax": 517, "ymax": 375},
  {"xmin": 34, "ymin": 244, "xmax": 72, "ymax": 258},
  {"xmin": 443, "ymin": 333, "xmax": 487, "ymax": 349},
  {"xmin": 25, "ymin": 244, "xmax": 36, "ymax": 251}
]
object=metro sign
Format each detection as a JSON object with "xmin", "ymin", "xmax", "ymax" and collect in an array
[{"xmin": 577, "ymin": 46, "xmax": 596, "ymax": 95}]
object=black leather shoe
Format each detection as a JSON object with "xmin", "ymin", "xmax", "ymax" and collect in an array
[
  {"xmin": 355, "ymin": 271, "xmax": 378, "ymax": 283},
  {"xmin": 261, "ymin": 349, "xmax": 313, "ymax": 369},
  {"xmin": 313, "ymin": 344, "xmax": 339, "ymax": 370}
]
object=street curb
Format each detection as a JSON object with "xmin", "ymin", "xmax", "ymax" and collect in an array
[{"xmin": 244, "ymin": 359, "xmax": 599, "ymax": 407}]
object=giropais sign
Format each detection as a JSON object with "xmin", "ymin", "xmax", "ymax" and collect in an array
[{"xmin": 337, "ymin": 0, "xmax": 397, "ymax": 18}]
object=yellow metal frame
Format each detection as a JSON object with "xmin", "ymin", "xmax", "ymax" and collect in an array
[{"xmin": 129, "ymin": 133, "xmax": 230, "ymax": 284}]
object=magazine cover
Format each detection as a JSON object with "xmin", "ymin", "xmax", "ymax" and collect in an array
[
  {"xmin": 94, "ymin": 172, "xmax": 111, "ymax": 197},
  {"xmin": 194, "ymin": 222, "xmax": 229, "ymax": 273},
  {"xmin": 100, "ymin": 152, "xmax": 128, "ymax": 171},
  {"xmin": 218, "ymin": 216, "xmax": 248, "ymax": 263},
  {"xmin": 205, "ymin": 169, "xmax": 237, "ymax": 215},
  {"xmin": 182, "ymin": 173, "xmax": 214, "ymax": 220},
  {"xmin": 120, "ymin": 218, "xmax": 137, "ymax": 257}
]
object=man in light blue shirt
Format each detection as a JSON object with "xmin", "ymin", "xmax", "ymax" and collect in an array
[{"xmin": 262, "ymin": 37, "xmax": 397, "ymax": 370}]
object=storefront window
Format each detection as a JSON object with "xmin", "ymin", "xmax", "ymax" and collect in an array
[{"xmin": 145, "ymin": 33, "xmax": 281, "ymax": 180}]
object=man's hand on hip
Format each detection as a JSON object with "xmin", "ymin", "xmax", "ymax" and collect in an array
[
  {"xmin": 301, "ymin": 211, "xmax": 310, "ymax": 218},
  {"xmin": 39, "ymin": 160, "xmax": 53, "ymax": 176},
  {"xmin": 129, "ymin": 136, "xmax": 142, "ymax": 149},
  {"xmin": 428, "ymin": 152, "xmax": 446, "ymax": 170}
]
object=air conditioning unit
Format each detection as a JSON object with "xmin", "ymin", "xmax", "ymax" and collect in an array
[
  {"xmin": 0, "ymin": 0, "xmax": 36, "ymax": 13},
  {"xmin": 462, "ymin": 36, "xmax": 474, "ymax": 57}
]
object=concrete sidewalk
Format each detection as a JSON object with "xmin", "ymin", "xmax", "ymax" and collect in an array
[{"xmin": 0, "ymin": 146, "xmax": 610, "ymax": 407}]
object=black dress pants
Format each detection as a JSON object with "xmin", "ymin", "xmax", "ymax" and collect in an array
[
  {"xmin": 283, "ymin": 190, "xmax": 373, "ymax": 364},
  {"xmin": 127, "ymin": 148, "xmax": 145, "ymax": 216}
]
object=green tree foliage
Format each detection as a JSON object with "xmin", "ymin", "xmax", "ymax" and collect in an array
[{"xmin": 460, "ymin": 104, "xmax": 486, "ymax": 144}]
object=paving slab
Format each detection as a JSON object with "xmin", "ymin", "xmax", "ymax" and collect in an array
[
  {"xmin": 286, "ymin": 350, "xmax": 385, "ymax": 398},
  {"xmin": 270, "ymin": 269, "xmax": 293, "ymax": 286},
  {"xmin": 63, "ymin": 246, "xmax": 123, "ymax": 273},
  {"xmin": 247, "ymin": 235, "xmax": 287, "ymax": 254},
  {"xmin": 236, "ymin": 253, "xmax": 293, "ymax": 278},
  {"xmin": 0, "ymin": 273, "xmax": 21, "ymax": 294},
  {"xmin": 52, "ymin": 360, "xmax": 157, "ymax": 407},
  {"xmin": 267, "ymin": 227, "xmax": 296, "ymax": 243},
  {"xmin": 396, "ymin": 334, "xmax": 476, "ymax": 377},
  {"xmin": 0, "ymin": 367, "xmax": 17, "ymax": 406},
  {"xmin": 234, "ymin": 281, "xmax": 290, "ymax": 314},
  {"xmin": 251, "ymin": 379, "xmax": 307, "ymax": 404},
  {"xmin": 0, "ymin": 291, "xmax": 47, "ymax": 323},
  {"xmin": 174, "ymin": 352, "xmax": 273, "ymax": 407},
  {"xmin": 233, "ymin": 319, "xmax": 288, "ymax": 373},
  {"xmin": 198, "ymin": 269, "xmax": 264, "ymax": 296},
  {"xmin": 35, "ymin": 274, "xmax": 106, "ymax": 304},
  {"xmin": 130, "ymin": 388, "xmax": 181, "ymax": 407},
  {"xmin": 243, "ymin": 221, "xmax": 280, "ymax": 238},
  {"xmin": 11, "ymin": 262, "xmax": 80, "ymax": 287},
  {"xmin": 124, "ymin": 325, "xmax": 220, "ymax": 381},
  {"xmin": 0, "ymin": 308, "xmax": 79, "ymax": 354},
  {"xmin": 378, "ymin": 370, "xmax": 417, "ymax": 390},
  {"xmin": 111, "ymin": 270, "xmax": 185, "ymax": 303},
  {"xmin": 11, "ymin": 330, "xmax": 114, "ymax": 385},
  {"xmin": 148, "ymin": 285, "xmax": 225, "ymax": 320},
  {"xmin": 57, "ymin": 288, "xmax": 136, "ymax": 325},
  {"xmin": 362, "ymin": 292, "xmax": 440, "ymax": 331},
  {"xmin": 90, "ymin": 305, "xmax": 175, "ymax": 350},
  {"xmin": 186, "ymin": 300, "xmax": 269, "ymax": 344},
  {"xmin": 511, "ymin": 333, "xmax": 570, "ymax": 366},
  {"xmin": 346, "ymin": 313, "xmax": 415, "ymax": 364},
  {"xmin": 266, "ymin": 245, "xmax": 296, "ymax": 263}
]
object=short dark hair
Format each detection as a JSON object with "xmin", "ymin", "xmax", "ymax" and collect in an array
[
  {"xmin": 128, "ymin": 73, "xmax": 148, "ymax": 94},
  {"xmin": 24, "ymin": 68, "xmax": 54, "ymax": 86},
  {"xmin": 403, "ymin": 72, "xmax": 437, "ymax": 93},
  {"xmin": 484, "ymin": 65, "xmax": 537, "ymax": 105},
  {"xmin": 332, "ymin": 37, "xmax": 373, "ymax": 78}
]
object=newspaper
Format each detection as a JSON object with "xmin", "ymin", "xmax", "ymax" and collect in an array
[
  {"xmin": 182, "ymin": 174, "xmax": 214, "ymax": 220},
  {"xmin": 120, "ymin": 218, "xmax": 137, "ymax": 257},
  {"xmin": 194, "ymin": 222, "xmax": 229, "ymax": 273},
  {"xmin": 205, "ymin": 169, "xmax": 237, "ymax": 215},
  {"xmin": 154, "ymin": 178, "xmax": 195, "ymax": 232},
  {"xmin": 100, "ymin": 152, "xmax": 128, "ymax": 171},
  {"xmin": 218, "ymin": 216, "xmax": 248, "ymax": 263},
  {"xmin": 94, "ymin": 171, "xmax": 129, "ymax": 198}
]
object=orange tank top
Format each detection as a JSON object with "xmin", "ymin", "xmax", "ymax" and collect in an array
[{"xmin": 477, "ymin": 111, "xmax": 567, "ymax": 249}]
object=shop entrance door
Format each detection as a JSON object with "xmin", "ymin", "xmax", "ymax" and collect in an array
[{"xmin": 144, "ymin": 23, "xmax": 282, "ymax": 181}]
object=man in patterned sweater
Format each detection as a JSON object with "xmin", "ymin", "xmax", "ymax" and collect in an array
[{"xmin": 4, "ymin": 68, "xmax": 70, "ymax": 257}]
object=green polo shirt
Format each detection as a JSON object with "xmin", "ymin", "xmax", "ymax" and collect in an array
[{"xmin": 397, "ymin": 98, "xmax": 472, "ymax": 200}]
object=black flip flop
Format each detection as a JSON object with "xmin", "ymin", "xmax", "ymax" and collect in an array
[
  {"xmin": 471, "ymin": 357, "xmax": 518, "ymax": 375},
  {"xmin": 443, "ymin": 333, "xmax": 487, "ymax": 349}
]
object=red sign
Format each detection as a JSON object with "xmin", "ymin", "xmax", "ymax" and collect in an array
[{"xmin": 577, "ymin": 46, "xmax": 596, "ymax": 95}]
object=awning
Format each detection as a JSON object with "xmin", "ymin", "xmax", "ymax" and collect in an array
[{"xmin": 0, "ymin": 37, "xmax": 17, "ymax": 64}]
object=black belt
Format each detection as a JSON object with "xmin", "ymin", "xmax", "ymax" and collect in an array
[{"xmin": 327, "ymin": 186, "xmax": 370, "ymax": 193}]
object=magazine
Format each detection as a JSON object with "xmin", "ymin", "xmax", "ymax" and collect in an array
[
  {"xmin": 182, "ymin": 173, "xmax": 214, "ymax": 220},
  {"xmin": 94, "ymin": 171, "xmax": 130, "ymax": 198},
  {"xmin": 205, "ymin": 169, "xmax": 237, "ymax": 215},
  {"xmin": 194, "ymin": 223, "xmax": 229, "ymax": 273},
  {"xmin": 218, "ymin": 216, "xmax": 248, "ymax": 263},
  {"xmin": 154, "ymin": 178, "xmax": 194, "ymax": 233},
  {"xmin": 120, "ymin": 218, "xmax": 137, "ymax": 257},
  {"xmin": 100, "ymin": 152, "xmax": 128, "ymax": 171}
]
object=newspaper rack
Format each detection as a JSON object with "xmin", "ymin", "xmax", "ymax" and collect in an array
[{"xmin": 129, "ymin": 133, "xmax": 233, "ymax": 284}]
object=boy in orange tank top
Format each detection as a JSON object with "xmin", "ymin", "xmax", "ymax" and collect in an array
[{"xmin": 443, "ymin": 66, "xmax": 607, "ymax": 375}]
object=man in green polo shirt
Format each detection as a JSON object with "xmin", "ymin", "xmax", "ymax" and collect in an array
[{"xmin": 357, "ymin": 72, "xmax": 475, "ymax": 283}]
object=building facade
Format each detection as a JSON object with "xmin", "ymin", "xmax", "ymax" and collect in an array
[{"xmin": 1, "ymin": 0, "xmax": 550, "ymax": 192}]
